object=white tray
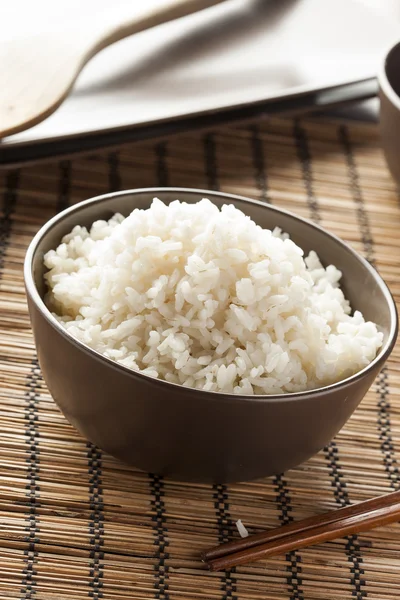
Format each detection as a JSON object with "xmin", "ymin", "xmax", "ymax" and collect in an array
[{"xmin": 1, "ymin": 0, "xmax": 398, "ymax": 162}]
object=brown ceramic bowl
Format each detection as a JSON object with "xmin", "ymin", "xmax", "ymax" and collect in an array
[
  {"xmin": 24, "ymin": 188, "xmax": 397, "ymax": 483},
  {"xmin": 379, "ymin": 39, "xmax": 400, "ymax": 184}
]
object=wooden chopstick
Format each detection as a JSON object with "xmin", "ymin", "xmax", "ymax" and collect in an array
[
  {"xmin": 203, "ymin": 489, "xmax": 400, "ymax": 562},
  {"xmin": 203, "ymin": 490, "xmax": 400, "ymax": 571},
  {"xmin": 207, "ymin": 500, "xmax": 400, "ymax": 571}
]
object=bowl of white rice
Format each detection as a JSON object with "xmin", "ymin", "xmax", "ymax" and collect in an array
[{"xmin": 24, "ymin": 188, "xmax": 397, "ymax": 482}]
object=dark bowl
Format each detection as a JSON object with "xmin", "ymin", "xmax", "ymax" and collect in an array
[
  {"xmin": 24, "ymin": 188, "xmax": 398, "ymax": 483},
  {"xmin": 379, "ymin": 39, "xmax": 400, "ymax": 184}
]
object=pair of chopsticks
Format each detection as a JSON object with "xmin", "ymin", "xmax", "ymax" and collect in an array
[{"xmin": 203, "ymin": 489, "xmax": 400, "ymax": 571}]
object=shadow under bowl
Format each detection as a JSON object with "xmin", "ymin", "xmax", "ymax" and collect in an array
[{"xmin": 24, "ymin": 188, "xmax": 398, "ymax": 483}]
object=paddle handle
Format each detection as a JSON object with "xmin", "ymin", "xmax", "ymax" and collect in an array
[
  {"xmin": 0, "ymin": 0, "xmax": 228, "ymax": 139},
  {"xmin": 89, "ymin": 0, "xmax": 227, "ymax": 57}
]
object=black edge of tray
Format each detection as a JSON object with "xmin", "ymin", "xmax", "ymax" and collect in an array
[{"xmin": 0, "ymin": 78, "xmax": 378, "ymax": 168}]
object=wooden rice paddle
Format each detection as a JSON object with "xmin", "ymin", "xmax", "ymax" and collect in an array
[{"xmin": 0, "ymin": 0, "xmax": 226, "ymax": 138}]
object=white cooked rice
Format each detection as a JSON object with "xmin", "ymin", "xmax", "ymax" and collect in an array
[{"xmin": 43, "ymin": 198, "xmax": 383, "ymax": 395}]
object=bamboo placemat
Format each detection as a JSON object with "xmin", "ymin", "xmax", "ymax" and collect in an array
[{"xmin": 1, "ymin": 118, "xmax": 400, "ymax": 600}]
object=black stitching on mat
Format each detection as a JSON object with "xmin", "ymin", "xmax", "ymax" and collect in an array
[
  {"xmin": 0, "ymin": 170, "xmax": 19, "ymax": 270},
  {"xmin": 293, "ymin": 121, "xmax": 321, "ymax": 223},
  {"xmin": 21, "ymin": 358, "xmax": 41, "ymax": 600},
  {"xmin": 156, "ymin": 143, "xmax": 169, "ymax": 187},
  {"xmin": 295, "ymin": 122, "xmax": 366, "ymax": 598},
  {"xmin": 149, "ymin": 474, "xmax": 170, "ymax": 599},
  {"xmin": 213, "ymin": 484, "xmax": 237, "ymax": 599},
  {"xmin": 87, "ymin": 444, "xmax": 104, "ymax": 599},
  {"xmin": 376, "ymin": 368, "xmax": 399, "ymax": 489},
  {"xmin": 324, "ymin": 444, "xmax": 366, "ymax": 598},
  {"xmin": 0, "ymin": 172, "xmax": 41, "ymax": 600},
  {"xmin": 249, "ymin": 125, "xmax": 269, "ymax": 204},
  {"xmin": 108, "ymin": 152, "xmax": 121, "ymax": 192},
  {"xmin": 274, "ymin": 474, "xmax": 303, "ymax": 600},
  {"xmin": 339, "ymin": 124, "xmax": 399, "ymax": 489},
  {"xmin": 57, "ymin": 161, "xmax": 72, "ymax": 213},
  {"xmin": 338, "ymin": 126, "xmax": 374, "ymax": 264},
  {"xmin": 204, "ymin": 132, "xmax": 236, "ymax": 599}
]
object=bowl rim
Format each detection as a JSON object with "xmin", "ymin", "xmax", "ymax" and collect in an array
[
  {"xmin": 24, "ymin": 187, "xmax": 398, "ymax": 404},
  {"xmin": 378, "ymin": 38, "xmax": 400, "ymax": 109}
]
